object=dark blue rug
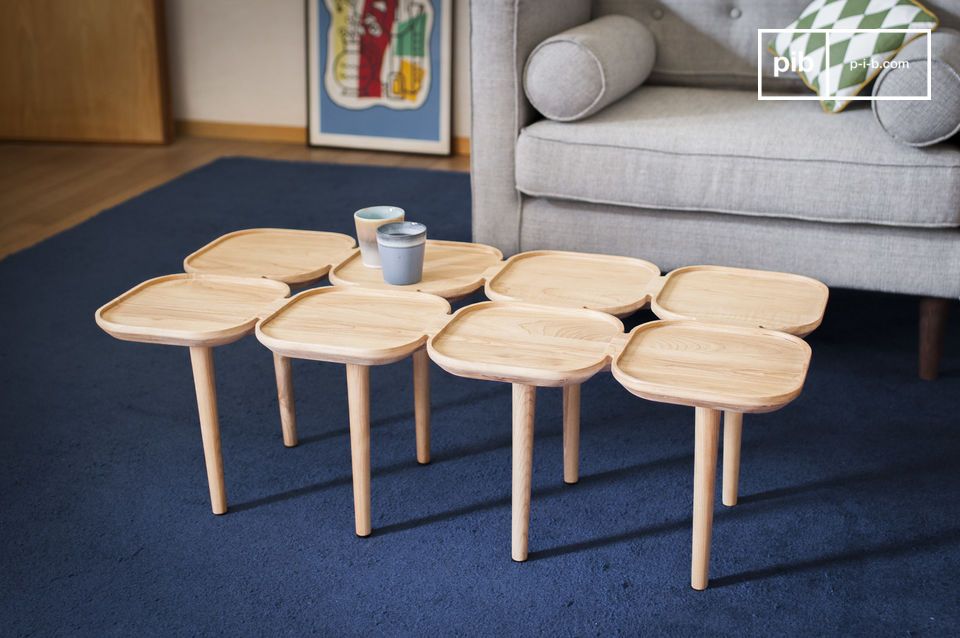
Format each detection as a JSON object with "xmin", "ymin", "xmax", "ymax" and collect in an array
[{"xmin": 1, "ymin": 157, "xmax": 958, "ymax": 637}]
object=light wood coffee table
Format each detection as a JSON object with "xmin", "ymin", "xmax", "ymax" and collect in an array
[
  {"xmin": 185, "ymin": 232, "xmax": 501, "ymax": 452},
  {"xmin": 427, "ymin": 302, "xmax": 624, "ymax": 560},
  {"xmin": 485, "ymin": 252, "xmax": 828, "ymax": 502},
  {"xmin": 99, "ymin": 232, "xmax": 826, "ymax": 592},
  {"xmin": 612, "ymin": 321, "xmax": 811, "ymax": 589},
  {"xmin": 426, "ymin": 305, "xmax": 812, "ymax": 588},
  {"xmin": 184, "ymin": 228, "xmax": 360, "ymax": 448},
  {"xmin": 651, "ymin": 265, "xmax": 827, "ymax": 509},
  {"xmin": 256, "ymin": 287, "xmax": 451, "ymax": 536},
  {"xmin": 271, "ymin": 237, "xmax": 501, "ymax": 455},
  {"xmin": 479, "ymin": 251, "xmax": 825, "ymax": 588},
  {"xmin": 95, "ymin": 274, "xmax": 289, "ymax": 514},
  {"xmin": 253, "ymin": 239, "xmax": 499, "ymax": 536},
  {"xmin": 484, "ymin": 250, "xmax": 661, "ymax": 486}
]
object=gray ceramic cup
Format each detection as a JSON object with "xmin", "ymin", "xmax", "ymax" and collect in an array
[{"xmin": 376, "ymin": 222, "xmax": 427, "ymax": 285}]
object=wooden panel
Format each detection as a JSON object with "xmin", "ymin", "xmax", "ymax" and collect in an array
[
  {"xmin": 177, "ymin": 120, "xmax": 307, "ymax": 145},
  {"xmin": 176, "ymin": 120, "xmax": 472, "ymax": 156},
  {"xmin": 0, "ymin": 0, "xmax": 171, "ymax": 143},
  {"xmin": 453, "ymin": 136, "xmax": 470, "ymax": 156}
]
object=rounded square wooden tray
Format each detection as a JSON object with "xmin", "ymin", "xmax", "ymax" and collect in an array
[
  {"xmin": 257, "ymin": 286, "xmax": 450, "ymax": 365},
  {"xmin": 651, "ymin": 265, "xmax": 829, "ymax": 337},
  {"xmin": 95, "ymin": 273, "xmax": 289, "ymax": 347},
  {"xmin": 484, "ymin": 250, "xmax": 660, "ymax": 317},
  {"xmin": 427, "ymin": 301, "xmax": 625, "ymax": 387},
  {"xmin": 328, "ymin": 240, "xmax": 503, "ymax": 300},
  {"xmin": 183, "ymin": 228, "xmax": 357, "ymax": 285},
  {"xmin": 611, "ymin": 320, "xmax": 812, "ymax": 413}
]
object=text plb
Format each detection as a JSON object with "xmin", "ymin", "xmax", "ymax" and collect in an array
[{"xmin": 772, "ymin": 53, "xmax": 815, "ymax": 77}]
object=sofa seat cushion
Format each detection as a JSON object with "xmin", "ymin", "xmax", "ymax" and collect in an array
[{"xmin": 515, "ymin": 86, "xmax": 960, "ymax": 227}]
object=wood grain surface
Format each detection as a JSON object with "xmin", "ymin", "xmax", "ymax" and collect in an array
[
  {"xmin": 184, "ymin": 228, "xmax": 356, "ymax": 284},
  {"xmin": 652, "ymin": 265, "xmax": 828, "ymax": 336},
  {"xmin": 95, "ymin": 273, "xmax": 289, "ymax": 347},
  {"xmin": 428, "ymin": 302, "xmax": 624, "ymax": 387},
  {"xmin": 329, "ymin": 240, "xmax": 502, "ymax": 301},
  {"xmin": 485, "ymin": 250, "xmax": 660, "ymax": 318},
  {"xmin": 612, "ymin": 320, "xmax": 811, "ymax": 413},
  {"xmin": 0, "ymin": 0, "xmax": 170, "ymax": 143},
  {"xmin": 256, "ymin": 286, "xmax": 450, "ymax": 365},
  {"xmin": 0, "ymin": 136, "xmax": 468, "ymax": 260}
]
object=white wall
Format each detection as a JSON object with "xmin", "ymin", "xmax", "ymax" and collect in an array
[{"xmin": 166, "ymin": 0, "xmax": 471, "ymax": 138}]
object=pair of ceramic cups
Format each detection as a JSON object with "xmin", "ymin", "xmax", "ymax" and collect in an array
[{"xmin": 354, "ymin": 206, "xmax": 427, "ymax": 285}]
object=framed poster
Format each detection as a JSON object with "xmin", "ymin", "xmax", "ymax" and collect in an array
[{"xmin": 307, "ymin": 0, "xmax": 452, "ymax": 154}]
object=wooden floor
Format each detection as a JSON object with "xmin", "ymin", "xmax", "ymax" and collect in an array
[{"xmin": 0, "ymin": 136, "xmax": 470, "ymax": 259}]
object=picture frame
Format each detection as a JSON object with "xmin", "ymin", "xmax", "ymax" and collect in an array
[{"xmin": 306, "ymin": 0, "xmax": 452, "ymax": 154}]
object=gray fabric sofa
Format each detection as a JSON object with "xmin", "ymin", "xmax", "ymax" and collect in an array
[{"xmin": 470, "ymin": 0, "xmax": 960, "ymax": 378}]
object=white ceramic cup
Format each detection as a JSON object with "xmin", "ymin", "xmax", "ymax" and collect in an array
[{"xmin": 354, "ymin": 206, "xmax": 405, "ymax": 268}]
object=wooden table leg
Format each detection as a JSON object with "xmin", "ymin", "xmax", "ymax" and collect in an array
[
  {"xmin": 512, "ymin": 383, "xmax": 536, "ymax": 562},
  {"xmin": 722, "ymin": 411, "xmax": 743, "ymax": 507},
  {"xmin": 347, "ymin": 363, "xmax": 372, "ymax": 537},
  {"xmin": 562, "ymin": 384, "xmax": 580, "ymax": 485},
  {"xmin": 413, "ymin": 349, "xmax": 431, "ymax": 465},
  {"xmin": 692, "ymin": 406, "xmax": 720, "ymax": 590},
  {"xmin": 189, "ymin": 346, "xmax": 227, "ymax": 515},
  {"xmin": 273, "ymin": 353, "xmax": 297, "ymax": 447}
]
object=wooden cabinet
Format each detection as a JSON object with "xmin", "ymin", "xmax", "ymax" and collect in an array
[{"xmin": 0, "ymin": 0, "xmax": 171, "ymax": 143}]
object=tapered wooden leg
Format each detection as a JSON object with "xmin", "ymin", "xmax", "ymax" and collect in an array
[
  {"xmin": 512, "ymin": 383, "xmax": 536, "ymax": 562},
  {"xmin": 413, "ymin": 349, "xmax": 431, "ymax": 464},
  {"xmin": 919, "ymin": 297, "xmax": 950, "ymax": 381},
  {"xmin": 189, "ymin": 346, "xmax": 227, "ymax": 515},
  {"xmin": 273, "ymin": 353, "xmax": 297, "ymax": 447},
  {"xmin": 346, "ymin": 363, "xmax": 371, "ymax": 537},
  {"xmin": 562, "ymin": 384, "xmax": 580, "ymax": 485},
  {"xmin": 722, "ymin": 411, "xmax": 743, "ymax": 507},
  {"xmin": 692, "ymin": 407, "xmax": 720, "ymax": 590}
]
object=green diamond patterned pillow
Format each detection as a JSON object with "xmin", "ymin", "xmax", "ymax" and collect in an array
[{"xmin": 769, "ymin": 0, "xmax": 938, "ymax": 113}]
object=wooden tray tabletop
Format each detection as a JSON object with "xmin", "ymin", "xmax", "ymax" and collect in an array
[
  {"xmin": 182, "ymin": 231, "xmax": 828, "ymax": 338},
  {"xmin": 95, "ymin": 273, "xmax": 290, "ymax": 347},
  {"xmin": 329, "ymin": 240, "xmax": 503, "ymax": 301},
  {"xmin": 427, "ymin": 301, "xmax": 624, "ymax": 387},
  {"xmin": 484, "ymin": 250, "xmax": 660, "ymax": 318},
  {"xmin": 651, "ymin": 265, "xmax": 828, "ymax": 336},
  {"xmin": 183, "ymin": 228, "xmax": 357, "ymax": 285},
  {"xmin": 612, "ymin": 320, "xmax": 812, "ymax": 413},
  {"xmin": 256, "ymin": 286, "xmax": 450, "ymax": 366}
]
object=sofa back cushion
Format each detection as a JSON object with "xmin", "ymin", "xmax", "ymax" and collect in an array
[{"xmin": 593, "ymin": 0, "xmax": 960, "ymax": 90}]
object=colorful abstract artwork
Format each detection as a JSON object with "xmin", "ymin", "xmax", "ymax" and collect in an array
[
  {"xmin": 307, "ymin": 0, "xmax": 450, "ymax": 154},
  {"xmin": 325, "ymin": 0, "xmax": 433, "ymax": 109}
]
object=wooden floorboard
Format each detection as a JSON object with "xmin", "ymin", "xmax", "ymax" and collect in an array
[{"xmin": 0, "ymin": 136, "xmax": 470, "ymax": 259}]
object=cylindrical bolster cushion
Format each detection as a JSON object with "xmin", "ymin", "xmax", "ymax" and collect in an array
[
  {"xmin": 873, "ymin": 29, "xmax": 960, "ymax": 147},
  {"xmin": 523, "ymin": 15, "xmax": 656, "ymax": 122}
]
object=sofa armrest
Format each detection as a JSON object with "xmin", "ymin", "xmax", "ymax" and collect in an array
[{"xmin": 470, "ymin": 0, "xmax": 592, "ymax": 255}]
